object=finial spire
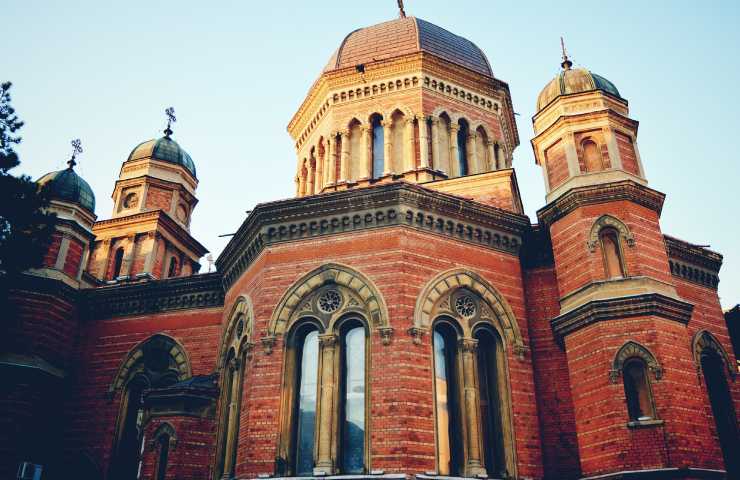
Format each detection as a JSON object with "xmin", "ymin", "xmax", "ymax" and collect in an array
[
  {"xmin": 397, "ymin": 0, "xmax": 406, "ymax": 18},
  {"xmin": 68, "ymin": 139, "xmax": 82, "ymax": 169},
  {"xmin": 164, "ymin": 107, "xmax": 176, "ymax": 137},
  {"xmin": 560, "ymin": 36, "xmax": 572, "ymax": 70}
]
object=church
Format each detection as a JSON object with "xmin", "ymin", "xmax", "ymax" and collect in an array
[{"xmin": 2, "ymin": 7, "xmax": 738, "ymax": 480}]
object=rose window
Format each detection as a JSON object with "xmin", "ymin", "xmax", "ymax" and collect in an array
[
  {"xmin": 317, "ymin": 290, "xmax": 342, "ymax": 314},
  {"xmin": 455, "ymin": 295, "xmax": 476, "ymax": 318}
]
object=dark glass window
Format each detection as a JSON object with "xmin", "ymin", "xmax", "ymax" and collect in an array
[
  {"xmin": 623, "ymin": 359, "xmax": 654, "ymax": 421},
  {"xmin": 476, "ymin": 329, "xmax": 506, "ymax": 477},
  {"xmin": 372, "ymin": 116, "xmax": 384, "ymax": 179},
  {"xmin": 701, "ymin": 353, "xmax": 740, "ymax": 476},
  {"xmin": 112, "ymin": 247, "xmax": 124, "ymax": 279},
  {"xmin": 340, "ymin": 325, "xmax": 366, "ymax": 473},
  {"xmin": 116, "ymin": 377, "xmax": 146, "ymax": 480},
  {"xmin": 433, "ymin": 322, "xmax": 463, "ymax": 476},
  {"xmin": 457, "ymin": 120, "xmax": 469, "ymax": 176},
  {"xmin": 294, "ymin": 330, "xmax": 319, "ymax": 475},
  {"xmin": 156, "ymin": 435, "xmax": 169, "ymax": 480},
  {"xmin": 167, "ymin": 257, "xmax": 178, "ymax": 278}
]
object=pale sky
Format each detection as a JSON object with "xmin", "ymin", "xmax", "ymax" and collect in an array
[{"xmin": 5, "ymin": 1, "xmax": 740, "ymax": 308}]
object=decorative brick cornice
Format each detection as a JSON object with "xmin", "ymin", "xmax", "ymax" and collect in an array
[
  {"xmin": 217, "ymin": 183, "xmax": 531, "ymax": 290},
  {"xmin": 12, "ymin": 273, "xmax": 80, "ymax": 304},
  {"xmin": 551, "ymin": 293, "xmax": 694, "ymax": 342},
  {"xmin": 664, "ymin": 234, "xmax": 723, "ymax": 291},
  {"xmin": 83, "ymin": 272, "xmax": 224, "ymax": 320},
  {"xmin": 537, "ymin": 180, "xmax": 665, "ymax": 226}
]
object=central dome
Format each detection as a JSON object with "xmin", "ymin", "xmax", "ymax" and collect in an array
[
  {"xmin": 127, "ymin": 136, "xmax": 196, "ymax": 178},
  {"xmin": 324, "ymin": 16, "xmax": 493, "ymax": 77}
]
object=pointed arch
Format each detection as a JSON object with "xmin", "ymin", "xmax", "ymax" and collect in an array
[
  {"xmin": 149, "ymin": 422, "xmax": 178, "ymax": 451},
  {"xmin": 219, "ymin": 295, "xmax": 255, "ymax": 367},
  {"xmin": 414, "ymin": 268, "xmax": 523, "ymax": 352},
  {"xmin": 609, "ymin": 341, "xmax": 663, "ymax": 383},
  {"xmin": 268, "ymin": 263, "xmax": 389, "ymax": 337},
  {"xmin": 693, "ymin": 330, "xmax": 735, "ymax": 378},
  {"xmin": 587, "ymin": 214, "xmax": 636, "ymax": 252},
  {"xmin": 109, "ymin": 334, "xmax": 191, "ymax": 393}
]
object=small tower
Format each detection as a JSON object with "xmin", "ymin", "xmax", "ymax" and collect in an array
[
  {"xmin": 87, "ymin": 109, "xmax": 207, "ymax": 282},
  {"xmin": 34, "ymin": 139, "xmax": 97, "ymax": 287}
]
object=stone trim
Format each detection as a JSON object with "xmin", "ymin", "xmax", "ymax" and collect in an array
[
  {"xmin": 84, "ymin": 272, "xmax": 224, "ymax": 320},
  {"xmin": 109, "ymin": 334, "xmax": 192, "ymax": 393},
  {"xmin": 537, "ymin": 180, "xmax": 665, "ymax": 226},
  {"xmin": 147, "ymin": 423, "xmax": 177, "ymax": 451},
  {"xmin": 609, "ymin": 341, "xmax": 663, "ymax": 383},
  {"xmin": 551, "ymin": 293, "xmax": 693, "ymax": 342},
  {"xmin": 587, "ymin": 215, "xmax": 635, "ymax": 252},
  {"xmin": 579, "ymin": 467, "xmax": 726, "ymax": 479},
  {"xmin": 218, "ymin": 183, "xmax": 529, "ymax": 290},
  {"xmin": 668, "ymin": 259, "xmax": 720, "ymax": 290},
  {"xmin": 665, "ymin": 235, "xmax": 722, "ymax": 289},
  {"xmin": 692, "ymin": 330, "xmax": 735, "ymax": 379}
]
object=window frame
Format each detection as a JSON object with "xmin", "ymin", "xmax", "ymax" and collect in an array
[
  {"xmin": 622, "ymin": 357, "xmax": 657, "ymax": 422},
  {"xmin": 599, "ymin": 226, "xmax": 627, "ymax": 279}
]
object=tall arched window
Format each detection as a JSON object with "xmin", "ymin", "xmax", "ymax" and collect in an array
[
  {"xmin": 622, "ymin": 358, "xmax": 656, "ymax": 421},
  {"xmin": 582, "ymin": 139, "xmax": 602, "ymax": 172},
  {"xmin": 456, "ymin": 120, "xmax": 469, "ymax": 176},
  {"xmin": 216, "ymin": 349, "xmax": 242, "ymax": 479},
  {"xmin": 112, "ymin": 247, "xmax": 124, "ymax": 279},
  {"xmin": 114, "ymin": 375, "xmax": 148, "ymax": 480},
  {"xmin": 701, "ymin": 351, "xmax": 739, "ymax": 476},
  {"xmin": 475, "ymin": 327, "xmax": 506, "ymax": 477},
  {"xmin": 292, "ymin": 327, "xmax": 320, "ymax": 476},
  {"xmin": 155, "ymin": 433, "xmax": 170, "ymax": 480},
  {"xmin": 339, "ymin": 320, "xmax": 366, "ymax": 474},
  {"xmin": 433, "ymin": 321, "xmax": 463, "ymax": 476},
  {"xmin": 167, "ymin": 257, "xmax": 178, "ymax": 278},
  {"xmin": 371, "ymin": 115, "xmax": 384, "ymax": 179},
  {"xmin": 600, "ymin": 228, "xmax": 625, "ymax": 279}
]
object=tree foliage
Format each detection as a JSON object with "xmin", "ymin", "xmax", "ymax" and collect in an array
[{"xmin": 0, "ymin": 81, "xmax": 56, "ymax": 284}]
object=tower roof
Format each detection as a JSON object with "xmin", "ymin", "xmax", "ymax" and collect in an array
[
  {"xmin": 127, "ymin": 136, "xmax": 196, "ymax": 178},
  {"xmin": 37, "ymin": 167, "xmax": 96, "ymax": 213},
  {"xmin": 536, "ymin": 66, "xmax": 622, "ymax": 112},
  {"xmin": 323, "ymin": 16, "xmax": 493, "ymax": 77}
]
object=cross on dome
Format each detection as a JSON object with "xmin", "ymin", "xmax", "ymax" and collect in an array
[
  {"xmin": 68, "ymin": 138, "xmax": 82, "ymax": 169},
  {"xmin": 164, "ymin": 106, "xmax": 176, "ymax": 137}
]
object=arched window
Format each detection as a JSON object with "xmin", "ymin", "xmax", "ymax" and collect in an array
[
  {"xmin": 339, "ymin": 320, "xmax": 367, "ymax": 474},
  {"xmin": 112, "ymin": 247, "xmax": 124, "ymax": 280},
  {"xmin": 433, "ymin": 321, "xmax": 463, "ymax": 476},
  {"xmin": 167, "ymin": 257, "xmax": 178, "ymax": 278},
  {"xmin": 582, "ymin": 139, "xmax": 603, "ymax": 172},
  {"xmin": 457, "ymin": 119, "xmax": 469, "ymax": 176},
  {"xmin": 114, "ymin": 375, "xmax": 148, "ymax": 480},
  {"xmin": 216, "ymin": 349, "xmax": 242, "ymax": 479},
  {"xmin": 622, "ymin": 359, "xmax": 656, "ymax": 421},
  {"xmin": 155, "ymin": 434, "xmax": 170, "ymax": 480},
  {"xmin": 292, "ymin": 326, "xmax": 320, "ymax": 476},
  {"xmin": 600, "ymin": 228, "xmax": 625, "ymax": 279},
  {"xmin": 700, "ymin": 351, "xmax": 739, "ymax": 476},
  {"xmin": 475, "ymin": 327, "xmax": 506, "ymax": 477},
  {"xmin": 371, "ymin": 115, "xmax": 384, "ymax": 179}
]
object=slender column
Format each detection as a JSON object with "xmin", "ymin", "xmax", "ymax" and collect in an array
[
  {"xmin": 418, "ymin": 116, "xmax": 430, "ymax": 169},
  {"xmin": 96, "ymin": 238, "xmax": 111, "ymax": 281},
  {"xmin": 361, "ymin": 126, "xmax": 372, "ymax": 179},
  {"xmin": 460, "ymin": 338, "xmax": 486, "ymax": 477},
  {"xmin": 77, "ymin": 243, "xmax": 90, "ymax": 281},
  {"xmin": 449, "ymin": 123, "xmax": 460, "ymax": 177},
  {"xmin": 54, "ymin": 235, "xmax": 71, "ymax": 271},
  {"xmin": 315, "ymin": 148, "xmax": 324, "ymax": 192},
  {"xmin": 382, "ymin": 120, "xmax": 392, "ymax": 175},
  {"xmin": 603, "ymin": 127, "xmax": 623, "ymax": 171},
  {"xmin": 142, "ymin": 232, "xmax": 159, "ymax": 276},
  {"xmin": 467, "ymin": 132, "xmax": 478, "ymax": 174},
  {"xmin": 339, "ymin": 130, "xmax": 350, "ymax": 182},
  {"xmin": 306, "ymin": 159, "xmax": 315, "ymax": 195},
  {"xmin": 564, "ymin": 132, "xmax": 580, "ymax": 177},
  {"xmin": 431, "ymin": 118, "xmax": 440, "ymax": 171},
  {"xmin": 223, "ymin": 358, "xmax": 242, "ymax": 477},
  {"xmin": 404, "ymin": 117, "xmax": 415, "ymax": 171},
  {"xmin": 315, "ymin": 333, "xmax": 338, "ymax": 475},
  {"xmin": 294, "ymin": 175, "xmax": 300, "ymax": 197},
  {"xmin": 124, "ymin": 233, "xmax": 137, "ymax": 277},
  {"xmin": 486, "ymin": 141, "xmax": 496, "ymax": 170},
  {"xmin": 327, "ymin": 136, "xmax": 337, "ymax": 184},
  {"xmin": 298, "ymin": 162, "xmax": 307, "ymax": 197}
]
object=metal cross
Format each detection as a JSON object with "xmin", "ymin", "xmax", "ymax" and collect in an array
[
  {"xmin": 560, "ymin": 36, "xmax": 572, "ymax": 69},
  {"xmin": 164, "ymin": 107, "xmax": 176, "ymax": 136},
  {"xmin": 68, "ymin": 138, "xmax": 82, "ymax": 169},
  {"xmin": 397, "ymin": 0, "xmax": 406, "ymax": 18}
]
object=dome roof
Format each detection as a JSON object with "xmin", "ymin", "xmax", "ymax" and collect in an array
[
  {"xmin": 324, "ymin": 16, "xmax": 493, "ymax": 77},
  {"xmin": 127, "ymin": 136, "xmax": 196, "ymax": 178},
  {"xmin": 536, "ymin": 66, "xmax": 622, "ymax": 111},
  {"xmin": 37, "ymin": 167, "xmax": 96, "ymax": 213}
]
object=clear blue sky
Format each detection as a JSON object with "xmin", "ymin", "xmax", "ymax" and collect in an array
[{"xmin": 5, "ymin": 1, "xmax": 740, "ymax": 308}]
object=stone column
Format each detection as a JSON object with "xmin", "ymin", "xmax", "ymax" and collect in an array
[
  {"xmin": 486, "ymin": 141, "xmax": 496, "ymax": 170},
  {"xmin": 404, "ymin": 117, "xmax": 415, "ymax": 171},
  {"xmin": 603, "ymin": 127, "xmax": 623, "ymax": 171},
  {"xmin": 315, "ymin": 148, "xmax": 324, "ymax": 193},
  {"xmin": 77, "ymin": 243, "xmax": 90, "ymax": 281},
  {"xmin": 124, "ymin": 233, "xmax": 137, "ymax": 277},
  {"xmin": 382, "ymin": 120, "xmax": 392, "ymax": 175},
  {"xmin": 339, "ymin": 130, "xmax": 350, "ymax": 182},
  {"xmin": 467, "ymin": 132, "xmax": 478, "ymax": 174},
  {"xmin": 418, "ymin": 116, "xmax": 430, "ymax": 169},
  {"xmin": 327, "ymin": 136, "xmax": 337, "ymax": 185},
  {"xmin": 315, "ymin": 333, "xmax": 338, "ymax": 475},
  {"xmin": 143, "ymin": 232, "xmax": 159, "ymax": 275},
  {"xmin": 223, "ymin": 357, "xmax": 242, "ymax": 477},
  {"xmin": 449, "ymin": 123, "xmax": 460, "ymax": 177},
  {"xmin": 294, "ymin": 175, "xmax": 300, "ymax": 197},
  {"xmin": 96, "ymin": 239, "xmax": 112, "ymax": 281},
  {"xmin": 298, "ymin": 163, "xmax": 307, "ymax": 197},
  {"xmin": 431, "ymin": 118, "xmax": 440, "ymax": 171},
  {"xmin": 460, "ymin": 338, "xmax": 486, "ymax": 477},
  {"xmin": 564, "ymin": 132, "xmax": 580, "ymax": 177},
  {"xmin": 306, "ymin": 159, "xmax": 315, "ymax": 195},
  {"xmin": 54, "ymin": 235, "xmax": 71, "ymax": 271},
  {"xmin": 361, "ymin": 126, "xmax": 372, "ymax": 179}
]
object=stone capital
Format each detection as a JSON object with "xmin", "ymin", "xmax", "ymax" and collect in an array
[
  {"xmin": 318, "ymin": 333, "xmax": 338, "ymax": 348},
  {"xmin": 458, "ymin": 338, "xmax": 479, "ymax": 353}
]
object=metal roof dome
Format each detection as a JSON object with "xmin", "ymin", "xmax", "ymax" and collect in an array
[
  {"xmin": 324, "ymin": 16, "xmax": 493, "ymax": 77},
  {"xmin": 127, "ymin": 136, "xmax": 196, "ymax": 178},
  {"xmin": 536, "ymin": 65, "xmax": 622, "ymax": 112},
  {"xmin": 37, "ymin": 167, "xmax": 96, "ymax": 213}
]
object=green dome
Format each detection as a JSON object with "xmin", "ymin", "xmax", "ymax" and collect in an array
[
  {"xmin": 537, "ymin": 66, "xmax": 622, "ymax": 111},
  {"xmin": 37, "ymin": 167, "xmax": 96, "ymax": 213},
  {"xmin": 127, "ymin": 136, "xmax": 196, "ymax": 178}
]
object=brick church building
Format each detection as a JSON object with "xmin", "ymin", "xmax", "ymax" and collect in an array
[{"xmin": 2, "ymin": 10, "xmax": 738, "ymax": 480}]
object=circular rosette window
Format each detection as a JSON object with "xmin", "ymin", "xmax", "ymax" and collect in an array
[
  {"xmin": 317, "ymin": 289, "xmax": 342, "ymax": 314},
  {"xmin": 454, "ymin": 295, "xmax": 477, "ymax": 318}
]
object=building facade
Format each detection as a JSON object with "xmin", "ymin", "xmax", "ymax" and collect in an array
[{"xmin": 2, "ymin": 12, "xmax": 738, "ymax": 480}]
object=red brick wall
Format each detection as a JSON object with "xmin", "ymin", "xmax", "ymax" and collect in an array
[
  {"xmin": 63, "ymin": 237, "xmax": 85, "ymax": 277},
  {"xmin": 145, "ymin": 187, "xmax": 173, "ymax": 211},
  {"xmin": 43, "ymin": 232, "xmax": 63, "ymax": 268},
  {"xmin": 545, "ymin": 141, "xmax": 568, "ymax": 189},
  {"xmin": 616, "ymin": 132, "xmax": 640, "ymax": 176},
  {"xmin": 140, "ymin": 416, "xmax": 216, "ymax": 480},
  {"xmin": 224, "ymin": 227, "xmax": 543, "ymax": 478}
]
